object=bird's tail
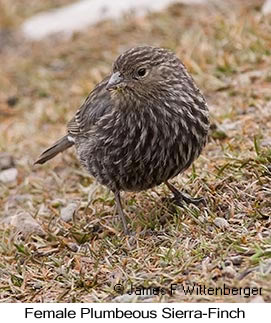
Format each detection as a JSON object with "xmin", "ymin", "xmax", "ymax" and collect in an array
[{"xmin": 34, "ymin": 135, "xmax": 74, "ymax": 165}]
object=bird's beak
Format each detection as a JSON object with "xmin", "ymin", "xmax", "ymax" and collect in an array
[{"xmin": 106, "ymin": 72, "xmax": 124, "ymax": 91}]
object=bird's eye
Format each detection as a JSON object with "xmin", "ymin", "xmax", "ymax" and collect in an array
[{"xmin": 137, "ymin": 68, "xmax": 147, "ymax": 77}]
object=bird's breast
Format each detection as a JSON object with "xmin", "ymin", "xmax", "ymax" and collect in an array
[{"xmin": 75, "ymin": 106, "xmax": 206, "ymax": 192}]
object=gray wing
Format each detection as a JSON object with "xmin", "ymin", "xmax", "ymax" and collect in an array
[
  {"xmin": 34, "ymin": 77, "xmax": 111, "ymax": 165},
  {"xmin": 67, "ymin": 76, "xmax": 112, "ymax": 136}
]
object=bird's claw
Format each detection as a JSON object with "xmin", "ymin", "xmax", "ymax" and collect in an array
[{"xmin": 172, "ymin": 192, "xmax": 206, "ymax": 207}]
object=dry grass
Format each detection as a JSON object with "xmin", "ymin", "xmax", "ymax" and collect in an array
[{"xmin": 0, "ymin": 0, "xmax": 271, "ymax": 302}]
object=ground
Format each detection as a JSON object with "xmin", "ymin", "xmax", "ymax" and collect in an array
[{"xmin": 0, "ymin": 0, "xmax": 271, "ymax": 302}]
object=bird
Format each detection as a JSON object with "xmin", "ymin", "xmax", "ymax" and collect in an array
[{"xmin": 34, "ymin": 46, "xmax": 209, "ymax": 234}]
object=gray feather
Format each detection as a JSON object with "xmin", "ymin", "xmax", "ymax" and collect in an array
[{"xmin": 34, "ymin": 135, "xmax": 73, "ymax": 165}]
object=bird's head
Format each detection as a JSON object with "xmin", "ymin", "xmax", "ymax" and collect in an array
[{"xmin": 106, "ymin": 46, "xmax": 188, "ymax": 101}]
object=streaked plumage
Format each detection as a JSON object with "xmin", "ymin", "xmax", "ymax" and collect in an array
[{"xmin": 35, "ymin": 46, "xmax": 209, "ymax": 234}]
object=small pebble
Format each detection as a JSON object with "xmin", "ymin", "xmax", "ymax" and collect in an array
[
  {"xmin": 214, "ymin": 217, "xmax": 230, "ymax": 229},
  {"xmin": 10, "ymin": 211, "xmax": 45, "ymax": 236},
  {"xmin": 60, "ymin": 203, "xmax": 77, "ymax": 222},
  {"xmin": 0, "ymin": 168, "xmax": 18, "ymax": 183},
  {"xmin": 223, "ymin": 266, "xmax": 236, "ymax": 278},
  {"xmin": 230, "ymin": 255, "xmax": 243, "ymax": 266},
  {"xmin": 67, "ymin": 242, "xmax": 79, "ymax": 252},
  {"xmin": 32, "ymin": 282, "xmax": 43, "ymax": 290}
]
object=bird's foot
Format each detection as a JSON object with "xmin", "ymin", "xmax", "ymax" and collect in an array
[
  {"xmin": 165, "ymin": 181, "xmax": 206, "ymax": 207},
  {"xmin": 171, "ymin": 191, "xmax": 206, "ymax": 207}
]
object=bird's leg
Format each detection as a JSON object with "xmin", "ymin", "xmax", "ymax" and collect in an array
[
  {"xmin": 114, "ymin": 191, "xmax": 129, "ymax": 235},
  {"xmin": 165, "ymin": 181, "xmax": 206, "ymax": 206}
]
